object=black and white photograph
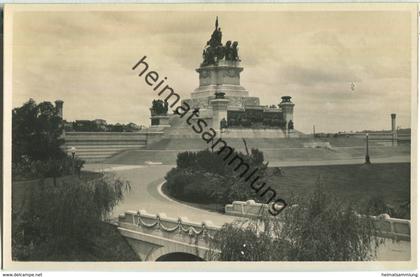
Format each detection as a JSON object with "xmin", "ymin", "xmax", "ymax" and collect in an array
[{"xmin": 2, "ymin": 3, "xmax": 417, "ymax": 272}]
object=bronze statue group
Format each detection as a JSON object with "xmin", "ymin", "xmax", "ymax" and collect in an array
[{"xmin": 202, "ymin": 18, "xmax": 240, "ymax": 66}]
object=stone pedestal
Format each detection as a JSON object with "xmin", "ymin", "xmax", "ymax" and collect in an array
[
  {"xmin": 192, "ymin": 60, "xmax": 249, "ymax": 103},
  {"xmin": 211, "ymin": 97, "xmax": 229, "ymax": 131},
  {"xmin": 279, "ymin": 96, "xmax": 295, "ymax": 137},
  {"xmin": 150, "ymin": 115, "xmax": 170, "ymax": 128},
  {"xmin": 55, "ymin": 100, "xmax": 64, "ymax": 118}
]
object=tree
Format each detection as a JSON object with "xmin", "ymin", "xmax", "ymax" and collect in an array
[
  {"xmin": 280, "ymin": 186, "xmax": 382, "ymax": 261},
  {"xmin": 209, "ymin": 183, "xmax": 383, "ymax": 261},
  {"xmin": 209, "ymin": 220, "xmax": 288, "ymax": 261},
  {"xmin": 12, "ymin": 173, "xmax": 131, "ymax": 260},
  {"xmin": 12, "ymin": 99, "xmax": 64, "ymax": 163}
]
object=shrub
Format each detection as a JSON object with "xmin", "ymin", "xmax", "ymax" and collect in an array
[
  {"xmin": 210, "ymin": 221, "xmax": 288, "ymax": 261},
  {"xmin": 165, "ymin": 148, "xmax": 267, "ymax": 205},
  {"xmin": 12, "ymin": 173, "xmax": 130, "ymax": 261},
  {"xmin": 176, "ymin": 151, "xmax": 197, "ymax": 169},
  {"xmin": 12, "ymin": 156, "xmax": 85, "ymax": 181},
  {"xmin": 209, "ymin": 184, "xmax": 383, "ymax": 261}
]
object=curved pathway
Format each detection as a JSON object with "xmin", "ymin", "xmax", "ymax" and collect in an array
[
  {"xmin": 84, "ymin": 149, "xmax": 410, "ymax": 226},
  {"xmin": 84, "ymin": 163, "xmax": 238, "ymax": 226}
]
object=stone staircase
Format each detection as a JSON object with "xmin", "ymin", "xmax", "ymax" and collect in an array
[{"xmin": 64, "ymin": 132, "xmax": 148, "ymax": 162}]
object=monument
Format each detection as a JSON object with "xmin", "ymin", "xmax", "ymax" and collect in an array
[
  {"xmin": 150, "ymin": 99, "xmax": 170, "ymax": 128},
  {"xmin": 186, "ymin": 17, "xmax": 259, "ymax": 111},
  {"xmin": 151, "ymin": 18, "xmax": 297, "ymax": 138}
]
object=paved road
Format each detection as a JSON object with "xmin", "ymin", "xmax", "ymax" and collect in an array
[{"xmin": 84, "ymin": 163, "xmax": 238, "ymax": 226}]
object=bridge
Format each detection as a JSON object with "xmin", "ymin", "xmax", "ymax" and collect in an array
[{"xmin": 84, "ymin": 161, "xmax": 411, "ymax": 262}]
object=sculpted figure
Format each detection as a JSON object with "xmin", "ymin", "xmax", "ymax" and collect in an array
[
  {"xmin": 224, "ymin": 40, "xmax": 233, "ymax": 60},
  {"xmin": 232, "ymin": 41, "xmax": 239, "ymax": 61},
  {"xmin": 202, "ymin": 41, "xmax": 212, "ymax": 66},
  {"xmin": 201, "ymin": 18, "xmax": 241, "ymax": 66},
  {"xmin": 202, "ymin": 41, "xmax": 210, "ymax": 60},
  {"xmin": 208, "ymin": 46, "xmax": 217, "ymax": 65},
  {"xmin": 215, "ymin": 28, "xmax": 222, "ymax": 46},
  {"xmin": 151, "ymin": 99, "xmax": 168, "ymax": 115},
  {"xmin": 210, "ymin": 27, "xmax": 222, "ymax": 48},
  {"xmin": 288, "ymin": 120, "xmax": 294, "ymax": 130},
  {"xmin": 216, "ymin": 45, "xmax": 225, "ymax": 60}
]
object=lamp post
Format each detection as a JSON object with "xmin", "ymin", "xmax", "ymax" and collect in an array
[
  {"xmin": 365, "ymin": 133, "xmax": 371, "ymax": 164},
  {"xmin": 70, "ymin": 146, "xmax": 76, "ymax": 175}
]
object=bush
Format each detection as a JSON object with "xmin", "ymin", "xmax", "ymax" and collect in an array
[
  {"xmin": 166, "ymin": 148, "xmax": 268, "ymax": 205},
  {"xmin": 210, "ymin": 221, "xmax": 288, "ymax": 261},
  {"xmin": 209, "ymin": 184, "xmax": 383, "ymax": 261},
  {"xmin": 165, "ymin": 168, "xmax": 227, "ymax": 203},
  {"xmin": 12, "ymin": 173, "xmax": 130, "ymax": 261},
  {"xmin": 12, "ymin": 156, "xmax": 85, "ymax": 181}
]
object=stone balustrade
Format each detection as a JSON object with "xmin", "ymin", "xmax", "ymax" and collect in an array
[
  {"xmin": 225, "ymin": 200, "xmax": 411, "ymax": 241},
  {"xmin": 225, "ymin": 200, "xmax": 270, "ymax": 218},
  {"xmin": 118, "ymin": 207, "xmax": 410, "ymax": 261},
  {"xmin": 370, "ymin": 214, "xmax": 410, "ymax": 241},
  {"xmin": 117, "ymin": 210, "xmax": 221, "ymax": 261},
  {"xmin": 118, "ymin": 210, "xmax": 220, "ymax": 240}
]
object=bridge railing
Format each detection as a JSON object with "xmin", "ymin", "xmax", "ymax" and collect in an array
[
  {"xmin": 225, "ymin": 200, "xmax": 270, "ymax": 218},
  {"xmin": 118, "ymin": 210, "xmax": 221, "ymax": 240},
  {"xmin": 369, "ymin": 214, "xmax": 410, "ymax": 241},
  {"xmin": 225, "ymin": 200, "xmax": 410, "ymax": 241}
]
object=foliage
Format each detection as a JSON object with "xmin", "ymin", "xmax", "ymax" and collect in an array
[
  {"xmin": 12, "ymin": 99, "xmax": 85, "ymax": 181},
  {"xmin": 68, "ymin": 121, "xmax": 141, "ymax": 132},
  {"xmin": 210, "ymin": 220, "xmax": 288, "ymax": 261},
  {"xmin": 209, "ymin": 183, "xmax": 383, "ymax": 261},
  {"xmin": 12, "ymin": 155, "xmax": 85, "ymax": 181},
  {"xmin": 363, "ymin": 195, "xmax": 410, "ymax": 219},
  {"xmin": 12, "ymin": 173, "xmax": 131, "ymax": 261},
  {"xmin": 13, "ymin": 99, "xmax": 65, "ymax": 163},
  {"xmin": 280, "ymin": 185, "xmax": 381, "ymax": 261},
  {"xmin": 165, "ymin": 148, "xmax": 268, "ymax": 204}
]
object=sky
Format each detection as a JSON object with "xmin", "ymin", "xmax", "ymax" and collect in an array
[{"xmin": 12, "ymin": 9, "xmax": 414, "ymax": 133}]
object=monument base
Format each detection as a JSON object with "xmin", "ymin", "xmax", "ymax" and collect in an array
[{"xmin": 150, "ymin": 115, "xmax": 170, "ymax": 128}]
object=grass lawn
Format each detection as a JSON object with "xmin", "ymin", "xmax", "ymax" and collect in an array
[
  {"xmin": 163, "ymin": 162, "xmax": 410, "ymax": 219},
  {"xmin": 267, "ymin": 163, "xmax": 410, "ymax": 219}
]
